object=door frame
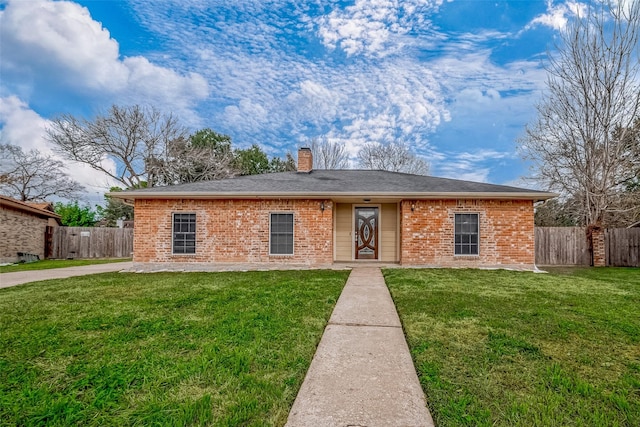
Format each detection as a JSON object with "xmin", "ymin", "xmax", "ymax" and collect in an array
[{"xmin": 352, "ymin": 204, "xmax": 381, "ymax": 261}]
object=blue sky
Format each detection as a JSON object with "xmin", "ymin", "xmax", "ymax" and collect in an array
[{"xmin": 0, "ymin": 0, "xmax": 590, "ymax": 202}]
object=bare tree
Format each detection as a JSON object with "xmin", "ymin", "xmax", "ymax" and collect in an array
[
  {"xmin": 519, "ymin": 0, "xmax": 640, "ymax": 227},
  {"xmin": 0, "ymin": 144, "xmax": 83, "ymax": 201},
  {"xmin": 47, "ymin": 105, "xmax": 188, "ymax": 188},
  {"xmin": 357, "ymin": 141, "xmax": 430, "ymax": 175},
  {"xmin": 149, "ymin": 129, "xmax": 237, "ymax": 185},
  {"xmin": 309, "ymin": 137, "xmax": 350, "ymax": 169}
]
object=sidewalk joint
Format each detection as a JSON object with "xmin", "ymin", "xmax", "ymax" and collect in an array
[{"xmin": 328, "ymin": 321, "xmax": 401, "ymax": 329}]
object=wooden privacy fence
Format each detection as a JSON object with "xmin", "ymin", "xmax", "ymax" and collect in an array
[
  {"xmin": 535, "ymin": 227, "xmax": 591, "ymax": 266},
  {"xmin": 606, "ymin": 228, "xmax": 640, "ymax": 267},
  {"xmin": 535, "ymin": 227, "xmax": 640, "ymax": 267},
  {"xmin": 51, "ymin": 227, "xmax": 133, "ymax": 259}
]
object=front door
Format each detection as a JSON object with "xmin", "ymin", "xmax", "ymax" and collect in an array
[{"xmin": 355, "ymin": 207, "xmax": 379, "ymax": 260}]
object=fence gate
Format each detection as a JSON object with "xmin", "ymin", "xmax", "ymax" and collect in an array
[
  {"xmin": 605, "ymin": 228, "xmax": 640, "ymax": 267},
  {"xmin": 535, "ymin": 227, "xmax": 591, "ymax": 266},
  {"xmin": 51, "ymin": 227, "xmax": 133, "ymax": 259}
]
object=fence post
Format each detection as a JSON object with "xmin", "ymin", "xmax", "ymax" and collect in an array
[{"xmin": 591, "ymin": 228, "xmax": 606, "ymax": 267}]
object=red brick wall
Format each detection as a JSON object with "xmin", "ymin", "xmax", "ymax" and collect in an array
[
  {"xmin": 134, "ymin": 197, "xmax": 535, "ymax": 268},
  {"xmin": 400, "ymin": 199, "xmax": 535, "ymax": 267},
  {"xmin": 133, "ymin": 199, "xmax": 333, "ymax": 265},
  {"xmin": 591, "ymin": 228, "xmax": 606, "ymax": 267}
]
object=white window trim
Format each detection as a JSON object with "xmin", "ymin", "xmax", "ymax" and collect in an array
[
  {"xmin": 454, "ymin": 212, "xmax": 480, "ymax": 257},
  {"xmin": 172, "ymin": 212, "xmax": 197, "ymax": 255},
  {"xmin": 269, "ymin": 212, "xmax": 295, "ymax": 256}
]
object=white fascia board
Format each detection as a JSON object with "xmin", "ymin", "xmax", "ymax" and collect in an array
[{"xmin": 108, "ymin": 191, "xmax": 557, "ymax": 201}]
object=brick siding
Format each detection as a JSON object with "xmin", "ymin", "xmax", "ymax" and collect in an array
[
  {"xmin": 0, "ymin": 206, "xmax": 48, "ymax": 263},
  {"xmin": 133, "ymin": 199, "xmax": 333, "ymax": 265},
  {"xmin": 133, "ymin": 197, "xmax": 536, "ymax": 269},
  {"xmin": 400, "ymin": 199, "xmax": 535, "ymax": 268}
]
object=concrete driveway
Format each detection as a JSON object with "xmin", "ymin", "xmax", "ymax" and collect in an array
[{"xmin": 0, "ymin": 262, "xmax": 133, "ymax": 289}]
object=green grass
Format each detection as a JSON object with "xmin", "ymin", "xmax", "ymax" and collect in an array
[
  {"xmin": 0, "ymin": 270, "xmax": 349, "ymax": 426},
  {"xmin": 384, "ymin": 267, "xmax": 640, "ymax": 427},
  {"xmin": 0, "ymin": 258, "xmax": 131, "ymax": 273}
]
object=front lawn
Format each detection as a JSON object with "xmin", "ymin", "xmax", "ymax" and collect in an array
[
  {"xmin": 0, "ymin": 270, "xmax": 349, "ymax": 426},
  {"xmin": 384, "ymin": 267, "xmax": 640, "ymax": 426},
  {"xmin": 0, "ymin": 258, "xmax": 131, "ymax": 273}
]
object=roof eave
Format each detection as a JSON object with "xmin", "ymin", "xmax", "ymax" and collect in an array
[
  {"xmin": 108, "ymin": 191, "xmax": 557, "ymax": 201},
  {"xmin": 0, "ymin": 197, "xmax": 62, "ymax": 219}
]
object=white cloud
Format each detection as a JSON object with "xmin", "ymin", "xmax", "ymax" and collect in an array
[
  {"xmin": 0, "ymin": 0, "xmax": 559, "ymax": 192},
  {"xmin": 439, "ymin": 164, "xmax": 492, "ymax": 183},
  {"xmin": 615, "ymin": 0, "xmax": 637, "ymax": 16},
  {"xmin": 191, "ymin": 43, "xmax": 449, "ymax": 151},
  {"xmin": 119, "ymin": 0, "xmax": 451, "ymax": 156},
  {"xmin": 316, "ymin": 0, "xmax": 444, "ymax": 57},
  {"xmin": 421, "ymin": 49, "xmax": 549, "ymax": 181},
  {"xmin": 435, "ymin": 149, "xmax": 517, "ymax": 183},
  {"xmin": 0, "ymin": 96, "xmax": 117, "ymax": 203},
  {"xmin": 456, "ymin": 88, "xmax": 501, "ymax": 105},
  {"xmin": 526, "ymin": 1, "xmax": 588, "ymax": 31},
  {"xmin": 0, "ymin": 96, "xmax": 48, "ymax": 152},
  {"xmin": 0, "ymin": 0, "xmax": 209, "ymax": 117},
  {"xmin": 457, "ymin": 30, "xmax": 511, "ymax": 44},
  {"xmin": 223, "ymin": 99, "xmax": 270, "ymax": 131},
  {"xmin": 284, "ymin": 80, "xmax": 345, "ymax": 128},
  {"xmin": 457, "ymin": 149, "xmax": 516, "ymax": 163}
]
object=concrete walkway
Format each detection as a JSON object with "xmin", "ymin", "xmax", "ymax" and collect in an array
[
  {"xmin": 286, "ymin": 267, "xmax": 434, "ymax": 427},
  {"xmin": 0, "ymin": 262, "xmax": 133, "ymax": 289}
]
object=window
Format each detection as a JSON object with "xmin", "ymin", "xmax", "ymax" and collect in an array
[
  {"xmin": 173, "ymin": 213, "xmax": 196, "ymax": 254},
  {"xmin": 270, "ymin": 213, "xmax": 294, "ymax": 255},
  {"xmin": 455, "ymin": 213, "xmax": 479, "ymax": 255}
]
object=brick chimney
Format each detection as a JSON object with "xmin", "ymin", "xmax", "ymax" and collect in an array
[{"xmin": 297, "ymin": 147, "xmax": 313, "ymax": 173}]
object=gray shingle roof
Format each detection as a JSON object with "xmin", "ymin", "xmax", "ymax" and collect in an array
[{"xmin": 111, "ymin": 170, "xmax": 555, "ymax": 200}]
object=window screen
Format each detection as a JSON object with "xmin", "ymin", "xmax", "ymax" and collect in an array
[
  {"xmin": 270, "ymin": 213, "xmax": 294, "ymax": 255},
  {"xmin": 454, "ymin": 213, "xmax": 479, "ymax": 255},
  {"xmin": 173, "ymin": 213, "xmax": 196, "ymax": 254}
]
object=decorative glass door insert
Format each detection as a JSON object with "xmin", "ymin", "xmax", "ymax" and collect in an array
[{"xmin": 355, "ymin": 207, "xmax": 379, "ymax": 260}]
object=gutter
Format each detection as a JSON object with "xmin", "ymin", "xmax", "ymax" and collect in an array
[{"xmin": 108, "ymin": 191, "xmax": 557, "ymax": 201}]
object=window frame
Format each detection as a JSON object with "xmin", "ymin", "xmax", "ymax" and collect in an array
[
  {"xmin": 454, "ymin": 212, "xmax": 480, "ymax": 256},
  {"xmin": 269, "ymin": 212, "xmax": 294, "ymax": 256},
  {"xmin": 172, "ymin": 212, "xmax": 197, "ymax": 255}
]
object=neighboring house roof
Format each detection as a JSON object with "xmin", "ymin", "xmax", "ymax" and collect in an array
[
  {"xmin": 25, "ymin": 201, "xmax": 56, "ymax": 212},
  {"xmin": 110, "ymin": 170, "xmax": 556, "ymax": 201},
  {"xmin": 0, "ymin": 195, "xmax": 62, "ymax": 224}
]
